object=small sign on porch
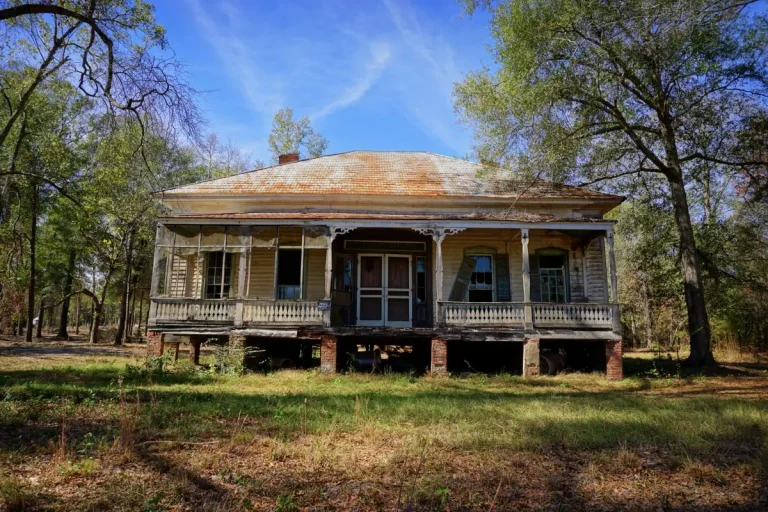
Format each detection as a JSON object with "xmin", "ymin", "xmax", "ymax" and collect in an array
[{"xmin": 317, "ymin": 300, "xmax": 332, "ymax": 311}]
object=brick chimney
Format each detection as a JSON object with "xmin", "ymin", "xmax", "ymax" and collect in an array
[{"xmin": 278, "ymin": 153, "xmax": 300, "ymax": 165}]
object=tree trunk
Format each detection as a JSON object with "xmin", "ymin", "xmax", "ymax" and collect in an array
[
  {"xmin": 57, "ymin": 249, "xmax": 76, "ymax": 339},
  {"xmin": 92, "ymin": 266, "xmax": 115, "ymax": 344},
  {"xmin": 125, "ymin": 273, "xmax": 139, "ymax": 342},
  {"xmin": 667, "ymin": 174, "xmax": 714, "ymax": 365},
  {"xmin": 115, "ymin": 228, "xmax": 135, "ymax": 345},
  {"xmin": 88, "ymin": 267, "xmax": 96, "ymax": 339},
  {"xmin": 136, "ymin": 289, "xmax": 144, "ymax": 337},
  {"xmin": 74, "ymin": 294, "xmax": 80, "ymax": 335},
  {"xmin": 90, "ymin": 302, "xmax": 101, "ymax": 344},
  {"xmin": 36, "ymin": 299, "xmax": 44, "ymax": 338},
  {"xmin": 25, "ymin": 184, "xmax": 37, "ymax": 342},
  {"xmin": 641, "ymin": 276, "xmax": 653, "ymax": 350}
]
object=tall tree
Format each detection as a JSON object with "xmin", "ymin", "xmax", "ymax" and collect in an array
[
  {"xmin": 455, "ymin": 0, "xmax": 768, "ymax": 365},
  {"xmin": 267, "ymin": 107, "xmax": 328, "ymax": 163},
  {"xmin": 195, "ymin": 132, "xmax": 261, "ymax": 179},
  {"xmin": 0, "ymin": 0, "xmax": 201, "ymax": 153}
]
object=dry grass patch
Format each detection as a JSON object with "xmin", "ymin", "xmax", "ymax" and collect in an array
[{"xmin": 1, "ymin": 341, "xmax": 767, "ymax": 510}]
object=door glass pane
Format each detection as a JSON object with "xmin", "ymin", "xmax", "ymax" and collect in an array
[
  {"xmin": 360, "ymin": 297, "xmax": 383, "ymax": 320},
  {"xmin": 388, "ymin": 299, "xmax": 409, "ymax": 322},
  {"xmin": 360, "ymin": 256, "xmax": 382, "ymax": 288},
  {"xmin": 387, "ymin": 257, "xmax": 409, "ymax": 289}
]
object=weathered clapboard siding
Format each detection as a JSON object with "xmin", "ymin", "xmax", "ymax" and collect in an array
[
  {"xmin": 585, "ymin": 237, "xmax": 608, "ymax": 302},
  {"xmin": 305, "ymin": 249, "xmax": 326, "ymax": 300},
  {"xmin": 184, "ymin": 256, "xmax": 201, "ymax": 298},
  {"xmin": 527, "ymin": 230, "xmax": 586, "ymax": 303},
  {"xmin": 247, "ymin": 248, "xmax": 276, "ymax": 299},
  {"xmin": 168, "ymin": 255, "xmax": 189, "ymax": 297},
  {"xmin": 440, "ymin": 228, "xmax": 605, "ymax": 302},
  {"xmin": 440, "ymin": 228, "xmax": 518, "ymax": 301}
]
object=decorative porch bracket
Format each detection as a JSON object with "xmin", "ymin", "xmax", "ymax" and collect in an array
[{"xmin": 413, "ymin": 227, "xmax": 466, "ymax": 325}]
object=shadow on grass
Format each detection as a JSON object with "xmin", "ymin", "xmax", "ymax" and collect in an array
[
  {"xmin": 2, "ymin": 365, "xmax": 768, "ymax": 511},
  {"xmin": 2, "ymin": 368, "xmax": 766, "ymax": 468},
  {"xmin": 624, "ymin": 354, "xmax": 768, "ymax": 378}
]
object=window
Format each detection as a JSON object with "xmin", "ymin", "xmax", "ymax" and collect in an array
[
  {"xmin": 468, "ymin": 255, "xmax": 494, "ymax": 302},
  {"xmin": 416, "ymin": 257, "xmax": 426, "ymax": 304},
  {"xmin": 205, "ymin": 251, "xmax": 232, "ymax": 299},
  {"xmin": 276, "ymin": 249, "xmax": 302, "ymax": 299},
  {"xmin": 539, "ymin": 253, "xmax": 567, "ymax": 303},
  {"xmin": 333, "ymin": 255, "xmax": 352, "ymax": 292}
]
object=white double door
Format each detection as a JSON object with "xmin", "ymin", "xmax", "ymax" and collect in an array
[{"xmin": 357, "ymin": 254, "xmax": 412, "ymax": 327}]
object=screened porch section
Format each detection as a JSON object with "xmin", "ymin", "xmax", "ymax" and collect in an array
[{"xmin": 148, "ymin": 225, "xmax": 328, "ymax": 327}]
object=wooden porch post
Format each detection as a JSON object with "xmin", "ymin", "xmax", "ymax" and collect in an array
[
  {"xmin": 324, "ymin": 228, "xmax": 336, "ymax": 300},
  {"xmin": 273, "ymin": 227, "xmax": 280, "ymax": 299},
  {"xmin": 196, "ymin": 226, "xmax": 203, "ymax": 299},
  {"xmin": 220, "ymin": 227, "xmax": 228, "ymax": 299},
  {"xmin": 165, "ymin": 230, "xmax": 176, "ymax": 295},
  {"xmin": 234, "ymin": 228, "xmax": 248, "ymax": 327},
  {"xmin": 606, "ymin": 229, "xmax": 621, "ymax": 333},
  {"xmin": 434, "ymin": 229, "xmax": 446, "ymax": 326},
  {"xmin": 323, "ymin": 228, "xmax": 335, "ymax": 328},
  {"xmin": 521, "ymin": 228, "xmax": 533, "ymax": 329},
  {"xmin": 148, "ymin": 225, "xmax": 164, "ymax": 327},
  {"xmin": 299, "ymin": 227, "xmax": 305, "ymax": 300},
  {"xmin": 150, "ymin": 224, "xmax": 164, "ymax": 297}
]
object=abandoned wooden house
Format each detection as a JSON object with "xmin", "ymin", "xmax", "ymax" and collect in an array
[{"xmin": 147, "ymin": 151, "xmax": 624, "ymax": 378}]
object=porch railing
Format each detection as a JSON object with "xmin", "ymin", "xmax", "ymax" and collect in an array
[
  {"xmin": 242, "ymin": 300, "xmax": 323, "ymax": 325},
  {"xmin": 150, "ymin": 298, "xmax": 324, "ymax": 327},
  {"xmin": 532, "ymin": 302, "xmax": 613, "ymax": 328},
  {"xmin": 153, "ymin": 298, "xmax": 236, "ymax": 323},
  {"xmin": 439, "ymin": 301, "xmax": 615, "ymax": 329},
  {"xmin": 440, "ymin": 301, "xmax": 525, "ymax": 326}
]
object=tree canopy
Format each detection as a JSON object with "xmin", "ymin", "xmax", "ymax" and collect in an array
[
  {"xmin": 455, "ymin": 0, "xmax": 768, "ymax": 365},
  {"xmin": 267, "ymin": 107, "xmax": 328, "ymax": 163}
]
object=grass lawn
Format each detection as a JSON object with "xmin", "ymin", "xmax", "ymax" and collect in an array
[{"xmin": 0, "ymin": 337, "xmax": 767, "ymax": 511}]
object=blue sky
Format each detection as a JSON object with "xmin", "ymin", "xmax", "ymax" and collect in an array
[{"xmin": 153, "ymin": 0, "xmax": 493, "ymax": 165}]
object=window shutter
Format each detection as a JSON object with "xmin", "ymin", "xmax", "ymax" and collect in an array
[
  {"xmin": 448, "ymin": 256, "xmax": 476, "ymax": 301},
  {"xmin": 495, "ymin": 254, "xmax": 511, "ymax": 302},
  {"xmin": 530, "ymin": 255, "xmax": 541, "ymax": 302}
]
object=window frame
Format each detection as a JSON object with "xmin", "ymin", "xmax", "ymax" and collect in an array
[
  {"xmin": 465, "ymin": 253, "xmax": 496, "ymax": 303},
  {"xmin": 536, "ymin": 248, "xmax": 569, "ymax": 303},
  {"xmin": 274, "ymin": 247, "xmax": 308, "ymax": 300},
  {"xmin": 204, "ymin": 250, "xmax": 234, "ymax": 300}
]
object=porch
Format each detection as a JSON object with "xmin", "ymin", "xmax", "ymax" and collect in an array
[{"xmin": 148, "ymin": 222, "xmax": 621, "ymax": 332}]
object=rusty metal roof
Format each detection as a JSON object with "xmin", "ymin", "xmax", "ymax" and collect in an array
[
  {"xmin": 159, "ymin": 151, "xmax": 623, "ymax": 202},
  {"xmin": 161, "ymin": 210, "xmax": 613, "ymax": 224}
]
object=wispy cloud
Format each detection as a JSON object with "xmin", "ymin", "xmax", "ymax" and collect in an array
[
  {"xmin": 187, "ymin": 0, "xmax": 391, "ymax": 132},
  {"xmin": 381, "ymin": 0, "xmax": 471, "ymax": 154},
  {"xmin": 310, "ymin": 41, "xmax": 391, "ymax": 120},
  {"xmin": 181, "ymin": 0, "xmax": 484, "ymax": 157},
  {"xmin": 187, "ymin": 0, "xmax": 283, "ymax": 120}
]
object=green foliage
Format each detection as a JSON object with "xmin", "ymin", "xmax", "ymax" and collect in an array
[
  {"xmin": 267, "ymin": 107, "xmax": 328, "ymax": 163},
  {"xmin": 140, "ymin": 491, "xmax": 167, "ymax": 512},
  {"xmin": 274, "ymin": 493, "xmax": 298, "ymax": 512},
  {"xmin": 456, "ymin": 0, "xmax": 768, "ymax": 359},
  {"xmin": 208, "ymin": 343, "xmax": 264, "ymax": 376}
]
